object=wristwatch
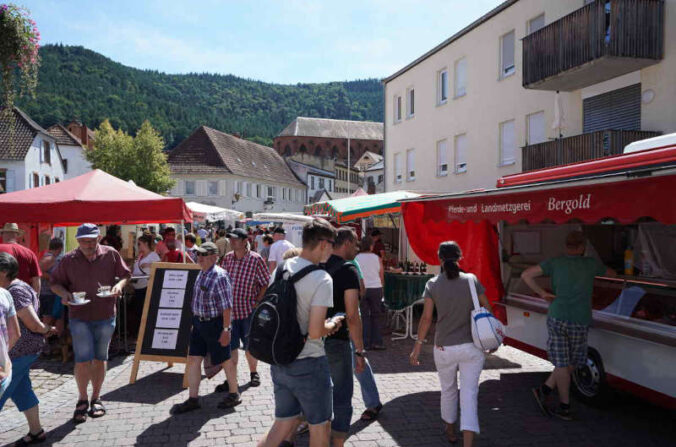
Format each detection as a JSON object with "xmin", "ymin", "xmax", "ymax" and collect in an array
[
  {"xmin": 223, "ymin": 326, "xmax": 232, "ymax": 332},
  {"xmin": 354, "ymin": 350, "xmax": 367, "ymax": 358}
]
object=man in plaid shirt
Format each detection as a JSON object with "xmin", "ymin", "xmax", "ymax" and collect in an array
[
  {"xmin": 172, "ymin": 242, "xmax": 239, "ymax": 414},
  {"xmin": 216, "ymin": 228, "xmax": 270, "ymax": 394}
]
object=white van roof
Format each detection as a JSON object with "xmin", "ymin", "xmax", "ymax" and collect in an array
[{"xmin": 623, "ymin": 132, "xmax": 676, "ymax": 154}]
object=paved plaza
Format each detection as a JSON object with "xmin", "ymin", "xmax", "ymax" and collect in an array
[{"xmin": 0, "ymin": 332, "xmax": 673, "ymax": 447}]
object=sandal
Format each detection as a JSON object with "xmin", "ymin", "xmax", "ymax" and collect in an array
[
  {"xmin": 250, "ymin": 372, "xmax": 261, "ymax": 387},
  {"xmin": 88, "ymin": 398, "xmax": 106, "ymax": 418},
  {"xmin": 13, "ymin": 429, "xmax": 46, "ymax": 446},
  {"xmin": 360, "ymin": 403, "xmax": 383, "ymax": 421},
  {"xmin": 217, "ymin": 392, "xmax": 242, "ymax": 409},
  {"xmin": 171, "ymin": 397, "xmax": 201, "ymax": 415},
  {"xmin": 296, "ymin": 421, "xmax": 309, "ymax": 435},
  {"xmin": 72, "ymin": 400, "xmax": 88, "ymax": 424},
  {"xmin": 214, "ymin": 380, "xmax": 229, "ymax": 393}
]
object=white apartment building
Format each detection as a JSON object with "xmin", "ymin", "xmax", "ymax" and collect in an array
[
  {"xmin": 384, "ymin": 0, "xmax": 675, "ymax": 194},
  {"xmin": 47, "ymin": 124, "xmax": 92, "ymax": 180}
]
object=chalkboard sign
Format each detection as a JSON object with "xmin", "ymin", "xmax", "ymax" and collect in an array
[{"xmin": 129, "ymin": 262, "xmax": 201, "ymax": 384}]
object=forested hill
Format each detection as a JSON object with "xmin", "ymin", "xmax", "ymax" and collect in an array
[{"xmin": 17, "ymin": 44, "xmax": 384, "ymax": 148}]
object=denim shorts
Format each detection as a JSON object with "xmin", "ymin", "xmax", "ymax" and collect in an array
[
  {"xmin": 271, "ymin": 356, "xmax": 333, "ymax": 425},
  {"xmin": 70, "ymin": 317, "xmax": 116, "ymax": 363},
  {"xmin": 189, "ymin": 316, "xmax": 231, "ymax": 365},
  {"xmin": 230, "ymin": 316, "xmax": 251, "ymax": 351}
]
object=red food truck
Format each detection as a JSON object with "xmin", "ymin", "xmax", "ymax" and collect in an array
[{"xmin": 399, "ymin": 140, "xmax": 676, "ymax": 408}]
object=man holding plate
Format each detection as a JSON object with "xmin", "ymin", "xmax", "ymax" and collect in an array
[{"xmin": 50, "ymin": 223, "xmax": 131, "ymax": 424}]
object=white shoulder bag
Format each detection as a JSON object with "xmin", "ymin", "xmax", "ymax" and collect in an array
[{"xmin": 467, "ymin": 274, "xmax": 505, "ymax": 351}]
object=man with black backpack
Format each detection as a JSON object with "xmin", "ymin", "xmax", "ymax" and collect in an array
[
  {"xmin": 256, "ymin": 218, "xmax": 343, "ymax": 447},
  {"xmin": 324, "ymin": 227, "xmax": 367, "ymax": 446}
]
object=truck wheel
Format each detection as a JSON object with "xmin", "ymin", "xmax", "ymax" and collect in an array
[{"xmin": 572, "ymin": 347, "xmax": 608, "ymax": 405}]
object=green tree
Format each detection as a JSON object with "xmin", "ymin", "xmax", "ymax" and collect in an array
[{"xmin": 87, "ymin": 119, "xmax": 175, "ymax": 193}]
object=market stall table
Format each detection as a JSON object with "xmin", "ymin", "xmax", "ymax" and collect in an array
[{"xmin": 384, "ymin": 272, "xmax": 433, "ymax": 340}]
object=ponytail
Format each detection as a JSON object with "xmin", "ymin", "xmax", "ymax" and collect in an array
[
  {"xmin": 443, "ymin": 258, "xmax": 460, "ymax": 280},
  {"xmin": 438, "ymin": 240, "xmax": 463, "ymax": 280}
]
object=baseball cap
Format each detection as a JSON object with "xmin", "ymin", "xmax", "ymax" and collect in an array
[
  {"xmin": 76, "ymin": 223, "xmax": 100, "ymax": 239},
  {"xmin": 194, "ymin": 241, "xmax": 218, "ymax": 255},
  {"xmin": 227, "ymin": 228, "xmax": 248, "ymax": 240},
  {"xmin": 273, "ymin": 227, "xmax": 286, "ymax": 235}
]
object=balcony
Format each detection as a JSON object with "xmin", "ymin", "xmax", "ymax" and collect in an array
[
  {"xmin": 522, "ymin": 130, "xmax": 660, "ymax": 171},
  {"xmin": 522, "ymin": 0, "xmax": 664, "ymax": 91}
]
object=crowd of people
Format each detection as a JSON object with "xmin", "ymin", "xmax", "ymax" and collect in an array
[{"xmin": 0, "ymin": 219, "xmax": 606, "ymax": 447}]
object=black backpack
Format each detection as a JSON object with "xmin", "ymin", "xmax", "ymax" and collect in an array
[{"xmin": 247, "ymin": 261, "xmax": 321, "ymax": 365}]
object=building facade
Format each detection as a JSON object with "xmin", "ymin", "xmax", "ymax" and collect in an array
[
  {"xmin": 285, "ymin": 158, "xmax": 336, "ymax": 204},
  {"xmin": 0, "ymin": 108, "xmax": 66, "ymax": 193},
  {"xmin": 384, "ymin": 0, "xmax": 675, "ymax": 194},
  {"xmin": 47, "ymin": 124, "xmax": 92, "ymax": 180},
  {"xmin": 168, "ymin": 126, "xmax": 306, "ymax": 213},
  {"xmin": 363, "ymin": 160, "xmax": 385, "ymax": 194}
]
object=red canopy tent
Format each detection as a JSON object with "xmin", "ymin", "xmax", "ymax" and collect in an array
[{"xmin": 0, "ymin": 169, "xmax": 192, "ymax": 226}]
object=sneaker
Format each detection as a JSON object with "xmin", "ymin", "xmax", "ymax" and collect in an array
[
  {"xmin": 250, "ymin": 372, "xmax": 261, "ymax": 387},
  {"xmin": 214, "ymin": 380, "xmax": 228, "ymax": 393},
  {"xmin": 171, "ymin": 397, "xmax": 201, "ymax": 415},
  {"xmin": 552, "ymin": 406, "xmax": 573, "ymax": 421},
  {"xmin": 217, "ymin": 392, "xmax": 242, "ymax": 409},
  {"xmin": 531, "ymin": 387, "xmax": 551, "ymax": 417}
]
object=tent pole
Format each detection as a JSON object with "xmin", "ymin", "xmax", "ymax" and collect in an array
[{"xmin": 181, "ymin": 220, "xmax": 186, "ymax": 264}]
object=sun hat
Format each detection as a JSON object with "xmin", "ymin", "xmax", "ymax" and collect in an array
[{"xmin": 0, "ymin": 223, "xmax": 24, "ymax": 236}]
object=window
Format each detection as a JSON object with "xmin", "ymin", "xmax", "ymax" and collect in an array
[
  {"xmin": 394, "ymin": 95, "xmax": 402, "ymax": 123},
  {"xmin": 437, "ymin": 69, "xmax": 448, "ymax": 104},
  {"xmin": 527, "ymin": 111, "xmax": 546, "ymax": 145},
  {"xmin": 436, "ymin": 139, "xmax": 448, "ymax": 176},
  {"xmin": 185, "ymin": 180, "xmax": 195, "ymax": 195},
  {"xmin": 54, "ymin": 178, "xmax": 59, "ymax": 183},
  {"xmin": 528, "ymin": 13, "xmax": 545, "ymax": 34},
  {"xmin": 406, "ymin": 88, "xmax": 415, "ymax": 117},
  {"xmin": 500, "ymin": 30, "xmax": 515, "ymax": 78},
  {"xmin": 197, "ymin": 180, "xmax": 206, "ymax": 196},
  {"xmin": 32, "ymin": 173, "xmax": 40, "ymax": 188},
  {"xmin": 0, "ymin": 169, "xmax": 6, "ymax": 193},
  {"xmin": 236, "ymin": 181, "xmax": 242, "ymax": 194},
  {"xmin": 319, "ymin": 178, "xmax": 325, "ymax": 189},
  {"xmin": 394, "ymin": 153, "xmax": 402, "ymax": 183},
  {"xmin": 455, "ymin": 134, "xmax": 468, "ymax": 173},
  {"xmin": 44, "ymin": 176, "xmax": 51, "ymax": 185},
  {"xmin": 62, "ymin": 159, "xmax": 68, "ymax": 174},
  {"xmin": 500, "ymin": 120, "xmax": 516, "ymax": 165},
  {"xmin": 256, "ymin": 184, "xmax": 261, "ymax": 198},
  {"xmin": 282, "ymin": 188, "xmax": 287, "ymax": 200},
  {"xmin": 378, "ymin": 174, "xmax": 384, "ymax": 184},
  {"xmin": 406, "ymin": 149, "xmax": 415, "ymax": 181},
  {"xmin": 310, "ymin": 175, "xmax": 315, "ymax": 190},
  {"xmin": 42, "ymin": 141, "xmax": 51, "ymax": 164},
  {"xmin": 246, "ymin": 182, "xmax": 252, "ymax": 197},
  {"xmin": 454, "ymin": 57, "xmax": 467, "ymax": 98},
  {"xmin": 208, "ymin": 181, "xmax": 218, "ymax": 196}
]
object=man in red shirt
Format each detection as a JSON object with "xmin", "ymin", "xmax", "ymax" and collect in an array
[{"xmin": 0, "ymin": 223, "xmax": 41, "ymax": 294}]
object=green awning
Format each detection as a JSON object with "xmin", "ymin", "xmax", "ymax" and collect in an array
[{"xmin": 304, "ymin": 191, "xmax": 420, "ymax": 223}]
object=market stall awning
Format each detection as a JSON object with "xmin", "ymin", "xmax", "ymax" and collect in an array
[
  {"xmin": 253, "ymin": 213, "xmax": 315, "ymax": 224},
  {"xmin": 304, "ymin": 190, "xmax": 420, "ymax": 223},
  {"xmin": 186, "ymin": 202, "xmax": 242, "ymax": 223},
  {"xmin": 0, "ymin": 169, "xmax": 193, "ymax": 225}
]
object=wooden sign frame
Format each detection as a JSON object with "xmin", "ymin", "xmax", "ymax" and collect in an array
[{"xmin": 129, "ymin": 262, "xmax": 202, "ymax": 386}]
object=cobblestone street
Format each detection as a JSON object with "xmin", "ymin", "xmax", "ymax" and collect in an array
[{"xmin": 0, "ymin": 331, "xmax": 672, "ymax": 447}]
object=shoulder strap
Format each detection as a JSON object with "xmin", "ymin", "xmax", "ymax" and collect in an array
[
  {"xmin": 290, "ymin": 265, "xmax": 321, "ymax": 283},
  {"xmin": 466, "ymin": 274, "xmax": 481, "ymax": 311}
]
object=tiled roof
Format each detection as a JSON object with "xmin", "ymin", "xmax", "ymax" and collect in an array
[
  {"xmin": 169, "ymin": 126, "xmax": 303, "ymax": 186},
  {"xmin": 362, "ymin": 151, "xmax": 383, "ymax": 162},
  {"xmin": 47, "ymin": 124, "xmax": 83, "ymax": 147},
  {"xmin": 0, "ymin": 107, "xmax": 51, "ymax": 160},
  {"xmin": 366, "ymin": 160, "xmax": 384, "ymax": 171},
  {"xmin": 277, "ymin": 117, "xmax": 383, "ymax": 140},
  {"xmin": 286, "ymin": 159, "xmax": 336, "ymax": 178}
]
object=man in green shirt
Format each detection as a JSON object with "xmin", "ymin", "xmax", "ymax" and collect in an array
[{"xmin": 521, "ymin": 231, "xmax": 615, "ymax": 420}]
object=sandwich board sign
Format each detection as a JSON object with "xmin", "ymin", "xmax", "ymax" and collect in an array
[{"xmin": 129, "ymin": 262, "xmax": 201, "ymax": 385}]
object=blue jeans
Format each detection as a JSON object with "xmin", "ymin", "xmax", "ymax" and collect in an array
[
  {"xmin": 352, "ymin": 343, "xmax": 381, "ymax": 409},
  {"xmin": 270, "ymin": 356, "xmax": 332, "ymax": 425},
  {"xmin": 361, "ymin": 288, "xmax": 384, "ymax": 348},
  {"xmin": 325, "ymin": 338, "xmax": 353, "ymax": 438},
  {"xmin": 0, "ymin": 354, "xmax": 39, "ymax": 412},
  {"xmin": 70, "ymin": 317, "xmax": 116, "ymax": 363}
]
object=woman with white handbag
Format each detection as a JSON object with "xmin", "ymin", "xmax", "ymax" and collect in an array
[{"xmin": 410, "ymin": 241, "xmax": 496, "ymax": 446}]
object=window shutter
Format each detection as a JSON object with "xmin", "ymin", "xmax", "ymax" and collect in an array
[
  {"xmin": 502, "ymin": 31, "xmax": 515, "ymax": 75},
  {"xmin": 455, "ymin": 58, "xmax": 467, "ymax": 97},
  {"xmin": 527, "ymin": 111, "xmax": 546, "ymax": 145},
  {"xmin": 437, "ymin": 140, "xmax": 448, "ymax": 175},
  {"xmin": 528, "ymin": 14, "xmax": 545, "ymax": 34},
  {"xmin": 583, "ymin": 84, "xmax": 640, "ymax": 133},
  {"xmin": 500, "ymin": 121, "xmax": 516, "ymax": 164},
  {"xmin": 455, "ymin": 134, "xmax": 468, "ymax": 173},
  {"xmin": 407, "ymin": 149, "xmax": 415, "ymax": 179}
]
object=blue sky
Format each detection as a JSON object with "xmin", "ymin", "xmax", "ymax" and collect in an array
[{"xmin": 22, "ymin": 0, "xmax": 504, "ymax": 84}]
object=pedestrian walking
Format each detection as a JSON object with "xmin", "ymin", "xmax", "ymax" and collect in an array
[
  {"xmin": 522, "ymin": 231, "xmax": 615, "ymax": 420},
  {"xmin": 410, "ymin": 241, "xmax": 494, "ymax": 446},
  {"xmin": 0, "ymin": 263, "xmax": 21, "ymax": 401},
  {"xmin": 215, "ymin": 228, "xmax": 270, "ymax": 397},
  {"xmin": 267, "ymin": 227, "xmax": 295, "ymax": 272},
  {"xmin": 0, "ymin": 252, "xmax": 56, "ymax": 445},
  {"xmin": 50, "ymin": 223, "xmax": 131, "ymax": 424},
  {"xmin": 258, "ymin": 218, "xmax": 342, "ymax": 447},
  {"xmin": 171, "ymin": 242, "xmax": 238, "ymax": 413}
]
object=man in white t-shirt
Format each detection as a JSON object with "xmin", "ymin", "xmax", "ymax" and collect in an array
[
  {"xmin": 258, "ymin": 218, "xmax": 343, "ymax": 447},
  {"xmin": 267, "ymin": 228, "xmax": 295, "ymax": 272}
]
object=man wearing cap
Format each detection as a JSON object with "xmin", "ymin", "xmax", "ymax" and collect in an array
[
  {"xmin": 0, "ymin": 223, "xmax": 41, "ymax": 294},
  {"xmin": 215, "ymin": 228, "xmax": 270, "ymax": 397},
  {"xmin": 267, "ymin": 227, "xmax": 295, "ymax": 272},
  {"xmin": 172, "ymin": 242, "xmax": 238, "ymax": 414},
  {"xmin": 50, "ymin": 223, "xmax": 131, "ymax": 423}
]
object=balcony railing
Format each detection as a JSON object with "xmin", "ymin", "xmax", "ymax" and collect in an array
[
  {"xmin": 522, "ymin": 130, "xmax": 661, "ymax": 172},
  {"xmin": 523, "ymin": 0, "xmax": 664, "ymax": 90}
]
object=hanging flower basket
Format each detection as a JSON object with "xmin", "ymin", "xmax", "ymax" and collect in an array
[{"xmin": 0, "ymin": 3, "xmax": 40, "ymax": 114}]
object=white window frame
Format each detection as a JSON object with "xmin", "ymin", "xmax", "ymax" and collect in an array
[
  {"xmin": 500, "ymin": 30, "xmax": 516, "ymax": 78},
  {"xmin": 393, "ymin": 95, "xmax": 402, "ymax": 123},
  {"xmin": 454, "ymin": 133, "xmax": 468, "ymax": 174},
  {"xmin": 394, "ymin": 152, "xmax": 403, "ymax": 184},
  {"xmin": 436, "ymin": 139, "xmax": 448, "ymax": 177},
  {"xmin": 406, "ymin": 149, "xmax": 415, "ymax": 181},
  {"xmin": 454, "ymin": 57, "xmax": 467, "ymax": 98},
  {"xmin": 406, "ymin": 87, "xmax": 415, "ymax": 118},
  {"xmin": 207, "ymin": 180, "xmax": 218, "ymax": 196},
  {"xmin": 437, "ymin": 68, "xmax": 448, "ymax": 105},
  {"xmin": 528, "ymin": 13, "xmax": 545, "ymax": 34},
  {"xmin": 184, "ymin": 180, "xmax": 195, "ymax": 195},
  {"xmin": 499, "ymin": 119, "xmax": 516, "ymax": 166}
]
